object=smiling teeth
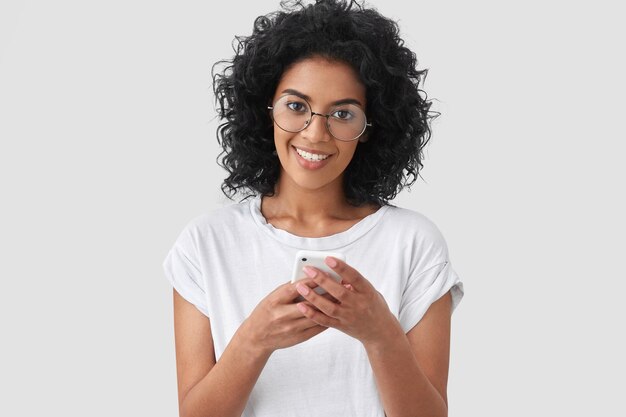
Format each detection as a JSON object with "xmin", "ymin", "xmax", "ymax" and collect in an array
[{"xmin": 295, "ymin": 148, "xmax": 329, "ymax": 162}]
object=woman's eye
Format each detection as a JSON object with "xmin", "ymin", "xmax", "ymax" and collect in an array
[
  {"xmin": 286, "ymin": 102, "xmax": 307, "ymax": 112},
  {"xmin": 332, "ymin": 109, "xmax": 353, "ymax": 120}
]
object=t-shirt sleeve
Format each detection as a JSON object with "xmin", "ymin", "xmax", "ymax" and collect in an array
[
  {"xmin": 162, "ymin": 225, "xmax": 210, "ymax": 318},
  {"xmin": 397, "ymin": 223, "xmax": 464, "ymax": 334}
]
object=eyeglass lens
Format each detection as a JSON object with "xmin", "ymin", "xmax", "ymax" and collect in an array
[{"xmin": 271, "ymin": 95, "xmax": 367, "ymax": 141}]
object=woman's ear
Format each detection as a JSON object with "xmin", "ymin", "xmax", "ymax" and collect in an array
[{"xmin": 358, "ymin": 133, "xmax": 369, "ymax": 143}]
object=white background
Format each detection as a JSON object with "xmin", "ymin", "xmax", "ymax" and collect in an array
[{"xmin": 1, "ymin": 0, "xmax": 624, "ymax": 415}]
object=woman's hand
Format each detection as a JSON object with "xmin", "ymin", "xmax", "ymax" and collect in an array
[
  {"xmin": 292, "ymin": 257, "xmax": 398, "ymax": 345},
  {"xmin": 240, "ymin": 279, "xmax": 340, "ymax": 355}
]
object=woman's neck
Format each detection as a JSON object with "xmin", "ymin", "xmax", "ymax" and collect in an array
[{"xmin": 260, "ymin": 173, "xmax": 380, "ymax": 237}]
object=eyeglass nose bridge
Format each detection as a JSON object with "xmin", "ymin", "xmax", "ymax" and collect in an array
[
  {"xmin": 306, "ymin": 111, "xmax": 373, "ymax": 127},
  {"xmin": 304, "ymin": 111, "xmax": 331, "ymax": 128},
  {"xmin": 305, "ymin": 112, "xmax": 373, "ymax": 139}
]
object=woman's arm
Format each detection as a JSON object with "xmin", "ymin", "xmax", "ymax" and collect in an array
[
  {"xmin": 363, "ymin": 291, "xmax": 452, "ymax": 417},
  {"xmin": 173, "ymin": 289, "xmax": 271, "ymax": 417},
  {"xmin": 173, "ymin": 279, "xmax": 331, "ymax": 417},
  {"xmin": 294, "ymin": 258, "xmax": 453, "ymax": 417}
]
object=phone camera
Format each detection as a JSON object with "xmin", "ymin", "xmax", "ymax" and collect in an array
[{"xmin": 301, "ymin": 258, "xmax": 307, "ymax": 262}]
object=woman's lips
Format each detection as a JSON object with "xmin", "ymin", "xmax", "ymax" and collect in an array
[{"xmin": 291, "ymin": 146, "xmax": 333, "ymax": 170}]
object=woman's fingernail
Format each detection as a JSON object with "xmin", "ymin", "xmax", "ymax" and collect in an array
[
  {"xmin": 296, "ymin": 284, "xmax": 310, "ymax": 295},
  {"xmin": 297, "ymin": 303, "xmax": 308, "ymax": 314},
  {"xmin": 325, "ymin": 257, "xmax": 338, "ymax": 268},
  {"xmin": 303, "ymin": 266, "xmax": 317, "ymax": 278}
]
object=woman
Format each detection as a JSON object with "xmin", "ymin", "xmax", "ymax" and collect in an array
[{"xmin": 163, "ymin": 1, "xmax": 464, "ymax": 416}]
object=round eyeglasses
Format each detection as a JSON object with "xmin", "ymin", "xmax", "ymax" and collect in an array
[{"xmin": 268, "ymin": 94, "xmax": 372, "ymax": 142}]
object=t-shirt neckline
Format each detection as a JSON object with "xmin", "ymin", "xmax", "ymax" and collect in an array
[{"xmin": 248, "ymin": 194, "xmax": 390, "ymax": 250}]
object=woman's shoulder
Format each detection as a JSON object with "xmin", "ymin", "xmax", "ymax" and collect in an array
[
  {"xmin": 381, "ymin": 203, "xmax": 452, "ymax": 262},
  {"xmin": 181, "ymin": 197, "xmax": 254, "ymax": 235},
  {"xmin": 383, "ymin": 203, "xmax": 444, "ymax": 236}
]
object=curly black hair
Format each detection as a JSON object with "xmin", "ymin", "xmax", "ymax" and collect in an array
[{"xmin": 212, "ymin": 0, "xmax": 437, "ymax": 206}]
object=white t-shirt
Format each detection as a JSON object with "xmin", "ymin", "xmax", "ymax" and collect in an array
[{"xmin": 163, "ymin": 195, "xmax": 464, "ymax": 417}]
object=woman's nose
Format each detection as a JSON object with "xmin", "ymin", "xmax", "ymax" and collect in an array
[{"xmin": 301, "ymin": 113, "xmax": 331, "ymax": 143}]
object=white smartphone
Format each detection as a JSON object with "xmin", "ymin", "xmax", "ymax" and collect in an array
[{"xmin": 291, "ymin": 250, "xmax": 346, "ymax": 300}]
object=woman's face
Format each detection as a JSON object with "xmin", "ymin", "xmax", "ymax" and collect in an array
[{"xmin": 271, "ymin": 56, "xmax": 367, "ymax": 194}]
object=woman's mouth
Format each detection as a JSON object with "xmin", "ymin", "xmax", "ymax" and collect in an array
[
  {"xmin": 292, "ymin": 146, "xmax": 333, "ymax": 170},
  {"xmin": 294, "ymin": 147, "xmax": 330, "ymax": 162}
]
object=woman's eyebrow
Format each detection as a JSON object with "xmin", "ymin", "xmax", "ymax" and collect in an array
[{"xmin": 280, "ymin": 88, "xmax": 363, "ymax": 106}]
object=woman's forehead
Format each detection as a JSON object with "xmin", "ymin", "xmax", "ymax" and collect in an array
[{"xmin": 274, "ymin": 57, "xmax": 366, "ymax": 105}]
